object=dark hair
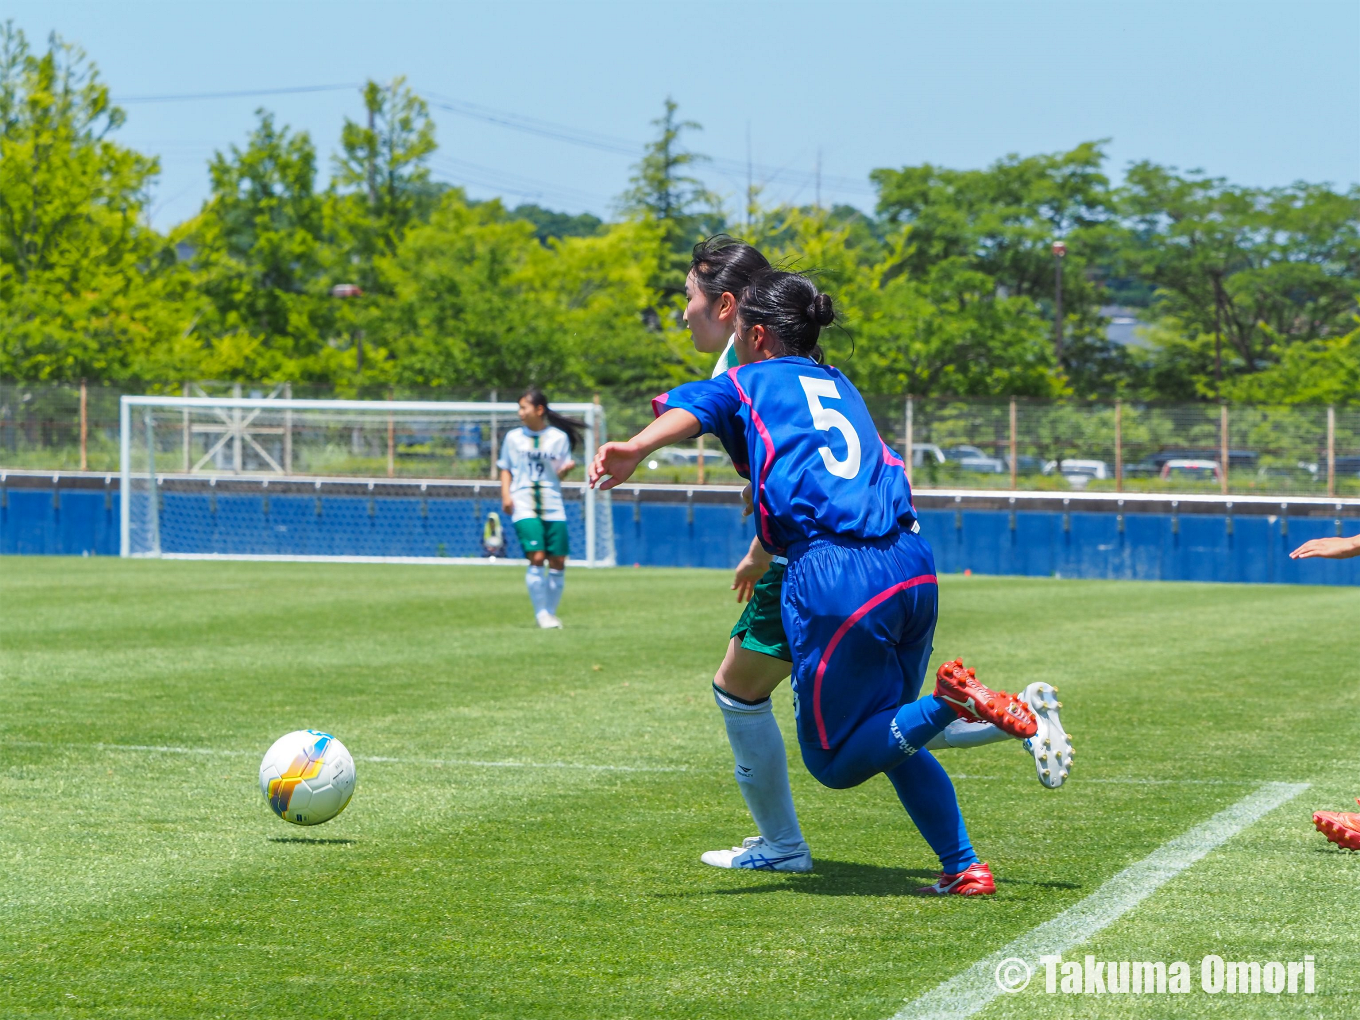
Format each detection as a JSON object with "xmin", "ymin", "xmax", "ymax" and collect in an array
[
  {"xmin": 520, "ymin": 388, "xmax": 584, "ymax": 451},
  {"xmin": 689, "ymin": 234, "xmax": 771, "ymax": 303},
  {"xmin": 735, "ymin": 270, "xmax": 835, "ymax": 362}
]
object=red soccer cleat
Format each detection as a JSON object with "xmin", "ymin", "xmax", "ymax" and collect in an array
[
  {"xmin": 934, "ymin": 659, "xmax": 1037, "ymax": 739},
  {"xmin": 1313, "ymin": 800, "xmax": 1360, "ymax": 851},
  {"xmin": 915, "ymin": 861, "xmax": 997, "ymax": 896}
]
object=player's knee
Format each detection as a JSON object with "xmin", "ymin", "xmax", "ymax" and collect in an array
[
  {"xmin": 527, "ymin": 551, "xmax": 547, "ymax": 566},
  {"xmin": 547, "ymin": 556, "xmax": 566, "ymax": 570},
  {"xmin": 799, "ymin": 748, "xmax": 859, "ymax": 790}
]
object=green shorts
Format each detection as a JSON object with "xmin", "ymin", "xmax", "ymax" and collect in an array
[
  {"xmin": 731, "ymin": 560, "xmax": 791, "ymax": 662},
  {"xmin": 514, "ymin": 517, "xmax": 570, "ymax": 558}
]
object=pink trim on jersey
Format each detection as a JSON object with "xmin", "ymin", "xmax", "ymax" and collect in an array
[
  {"xmin": 651, "ymin": 392, "xmax": 669, "ymax": 417},
  {"xmin": 811, "ymin": 573, "xmax": 938, "ymax": 750},
  {"xmin": 880, "ymin": 438, "xmax": 904, "ymax": 468},
  {"xmin": 727, "ymin": 366, "xmax": 777, "ymax": 548}
]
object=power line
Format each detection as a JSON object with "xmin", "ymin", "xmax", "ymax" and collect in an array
[
  {"xmin": 110, "ymin": 81, "xmax": 878, "ymax": 203},
  {"xmin": 113, "ymin": 84, "xmax": 359, "ymax": 103}
]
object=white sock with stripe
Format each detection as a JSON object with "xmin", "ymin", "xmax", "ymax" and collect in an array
[
  {"xmin": 713, "ymin": 684, "xmax": 806, "ymax": 851},
  {"xmin": 525, "ymin": 565, "xmax": 549, "ymax": 616},
  {"xmin": 546, "ymin": 568, "xmax": 565, "ymax": 614},
  {"xmin": 925, "ymin": 718, "xmax": 1011, "ymax": 750}
]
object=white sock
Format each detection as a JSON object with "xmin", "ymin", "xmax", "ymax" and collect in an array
[
  {"xmin": 525, "ymin": 565, "xmax": 549, "ymax": 615},
  {"xmin": 546, "ymin": 568, "xmax": 565, "ymax": 614},
  {"xmin": 925, "ymin": 718, "xmax": 1012, "ymax": 750},
  {"xmin": 713, "ymin": 684, "xmax": 805, "ymax": 851}
]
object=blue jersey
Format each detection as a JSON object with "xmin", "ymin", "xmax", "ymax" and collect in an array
[{"xmin": 655, "ymin": 357, "xmax": 916, "ymax": 553}]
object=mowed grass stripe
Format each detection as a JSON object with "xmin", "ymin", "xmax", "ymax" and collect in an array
[
  {"xmin": 2, "ymin": 559, "xmax": 1358, "ymax": 1019},
  {"xmin": 893, "ymin": 781, "xmax": 1310, "ymax": 1020}
]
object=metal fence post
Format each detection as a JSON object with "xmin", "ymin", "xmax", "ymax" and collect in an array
[
  {"xmin": 1008, "ymin": 397, "xmax": 1017, "ymax": 490},
  {"xmin": 1114, "ymin": 398, "xmax": 1123, "ymax": 493},
  {"xmin": 283, "ymin": 382, "xmax": 293, "ymax": 474},
  {"xmin": 904, "ymin": 394, "xmax": 914, "ymax": 485},
  {"xmin": 1220, "ymin": 404, "xmax": 1230, "ymax": 495},
  {"xmin": 181, "ymin": 381, "xmax": 190, "ymax": 473},
  {"xmin": 79, "ymin": 379, "xmax": 88, "ymax": 472},
  {"xmin": 1327, "ymin": 405, "xmax": 1336, "ymax": 497},
  {"xmin": 489, "ymin": 388, "xmax": 499, "ymax": 481},
  {"xmin": 584, "ymin": 403, "xmax": 597, "ymax": 566}
]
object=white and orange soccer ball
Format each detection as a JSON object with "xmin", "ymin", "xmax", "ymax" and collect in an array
[{"xmin": 259, "ymin": 730, "xmax": 357, "ymax": 825}]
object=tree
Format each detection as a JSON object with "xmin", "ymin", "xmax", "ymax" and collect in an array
[
  {"xmin": 870, "ymin": 143, "xmax": 1118, "ymax": 392},
  {"xmin": 174, "ymin": 110, "xmax": 333, "ymax": 381},
  {"xmin": 617, "ymin": 97, "xmax": 720, "ymax": 297},
  {"xmin": 331, "ymin": 77, "xmax": 437, "ymax": 269},
  {"xmin": 0, "ymin": 23, "xmax": 193, "ymax": 383},
  {"xmin": 1120, "ymin": 163, "xmax": 1360, "ymax": 397}
]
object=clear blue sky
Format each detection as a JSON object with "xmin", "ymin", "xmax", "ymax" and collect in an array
[{"xmin": 9, "ymin": 0, "xmax": 1359, "ymax": 229}]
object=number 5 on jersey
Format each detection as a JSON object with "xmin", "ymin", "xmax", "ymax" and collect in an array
[{"xmin": 799, "ymin": 376, "xmax": 861, "ymax": 479}]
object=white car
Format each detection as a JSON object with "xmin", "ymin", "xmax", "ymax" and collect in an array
[
  {"xmin": 1044, "ymin": 458, "xmax": 1112, "ymax": 489},
  {"xmin": 911, "ymin": 443, "xmax": 946, "ymax": 467},
  {"xmin": 656, "ymin": 446, "xmax": 730, "ymax": 467}
]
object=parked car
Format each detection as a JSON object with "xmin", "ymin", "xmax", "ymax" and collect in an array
[
  {"xmin": 911, "ymin": 443, "xmax": 946, "ymax": 467},
  {"xmin": 1004, "ymin": 454, "xmax": 1046, "ymax": 476},
  {"xmin": 657, "ymin": 446, "xmax": 730, "ymax": 467},
  {"xmin": 1042, "ymin": 458, "xmax": 1111, "ymax": 489},
  {"xmin": 1160, "ymin": 459, "xmax": 1220, "ymax": 483},
  {"xmin": 943, "ymin": 445, "xmax": 1006, "ymax": 474}
]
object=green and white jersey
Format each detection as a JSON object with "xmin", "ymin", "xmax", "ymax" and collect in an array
[
  {"xmin": 497, "ymin": 426, "xmax": 572, "ymax": 522},
  {"xmin": 711, "ymin": 334, "xmax": 738, "ymax": 378}
]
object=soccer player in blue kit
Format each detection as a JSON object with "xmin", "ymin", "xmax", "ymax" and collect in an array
[{"xmin": 591, "ymin": 270, "xmax": 1041, "ymax": 895}]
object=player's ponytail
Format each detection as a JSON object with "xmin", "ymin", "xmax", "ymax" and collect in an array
[
  {"xmin": 521, "ymin": 388, "xmax": 584, "ymax": 451},
  {"xmin": 735, "ymin": 270, "xmax": 836, "ymax": 363}
]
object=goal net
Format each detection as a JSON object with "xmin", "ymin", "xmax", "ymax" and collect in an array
[{"xmin": 119, "ymin": 396, "xmax": 615, "ymax": 566}]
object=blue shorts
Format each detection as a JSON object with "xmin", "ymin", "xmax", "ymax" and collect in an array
[{"xmin": 782, "ymin": 530, "xmax": 938, "ymax": 752}]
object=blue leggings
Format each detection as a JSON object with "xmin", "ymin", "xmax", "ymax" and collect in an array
[{"xmin": 786, "ymin": 532, "xmax": 978, "ymax": 873}]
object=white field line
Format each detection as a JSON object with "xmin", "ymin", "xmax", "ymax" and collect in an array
[
  {"xmin": 0, "ymin": 740, "xmax": 689, "ymax": 773},
  {"xmin": 949, "ymin": 773, "xmax": 1255, "ymax": 786},
  {"xmin": 890, "ymin": 780, "xmax": 1310, "ymax": 1020}
]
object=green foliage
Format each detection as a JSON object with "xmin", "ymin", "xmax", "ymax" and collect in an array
[
  {"xmin": 1120, "ymin": 164, "xmax": 1360, "ymax": 395},
  {"xmin": 173, "ymin": 111, "xmax": 335, "ymax": 382},
  {"xmin": 0, "ymin": 23, "xmax": 193, "ymax": 383},
  {"xmin": 617, "ymin": 97, "xmax": 721, "ymax": 296},
  {"xmin": 1, "ymin": 23, "xmax": 1355, "ymax": 408},
  {"xmin": 509, "ymin": 203, "xmax": 602, "ymax": 243}
]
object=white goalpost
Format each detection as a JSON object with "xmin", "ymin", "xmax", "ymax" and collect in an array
[{"xmin": 119, "ymin": 395, "xmax": 615, "ymax": 567}]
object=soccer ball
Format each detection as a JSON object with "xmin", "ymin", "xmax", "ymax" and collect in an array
[{"xmin": 259, "ymin": 729, "xmax": 357, "ymax": 826}]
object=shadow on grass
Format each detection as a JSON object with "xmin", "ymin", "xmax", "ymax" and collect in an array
[
  {"xmin": 267, "ymin": 836, "xmax": 356, "ymax": 845},
  {"xmin": 655, "ymin": 859, "xmax": 1082, "ymax": 898}
]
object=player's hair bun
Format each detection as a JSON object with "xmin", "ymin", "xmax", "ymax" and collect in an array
[{"xmin": 808, "ymin": 294, "xmax": 835, "ymax": 327}]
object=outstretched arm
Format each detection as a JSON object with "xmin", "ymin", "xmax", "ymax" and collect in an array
[
  {"xmin": 588, "ymin": 408, "xmax": 701, "ymax": 490},
  {"xmin": 1290, "ymin": 534, "xmax": 1360, "ymax": 560}
]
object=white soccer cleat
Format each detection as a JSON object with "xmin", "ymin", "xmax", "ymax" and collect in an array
[
  {"xmin": 535, "ymin": 610, "xmax": 563, "ymax": 629},
  {"xmin": 700, "ymin": 835, "xmax": 812, "ymax": 872},
  {"xmin": 1020, "ymin": 682, "xmax": 1073, "ymax": 789}
]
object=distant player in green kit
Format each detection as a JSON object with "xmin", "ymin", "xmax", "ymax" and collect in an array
[{"xmin": 498, "ymin": 388, "xmax": 582, "ymax": 629}]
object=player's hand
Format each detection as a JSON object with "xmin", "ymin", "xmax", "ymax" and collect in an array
[
  {"xmin": 731, "ymin": 551, "xmax": 765, "ymax": 603},
  {"xmin": 1289, "ymin": 535, "xmax": 1360, "ymax": 560},
  {"xmin": 501, "ymin": 498, "xmax": 513, "ymax": 515},
  {"xmin": 556, "ymin": 458, "xmax": 576, "ymax": 479},
  {"xmin": 741, "ymin": 483, "xmax": 754, "ymax": 518},
  {"xmin": 589, "ymin": 441, "xmax": 643, "ymax": 490}
]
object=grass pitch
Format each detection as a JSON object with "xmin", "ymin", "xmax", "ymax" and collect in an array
[{"xmin": 2, "ymin": 558, "xmax": 1358, "ymax": 1019}]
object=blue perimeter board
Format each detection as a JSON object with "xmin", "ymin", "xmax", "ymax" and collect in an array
[{"xmin": 2, "ymin": 482, "xmax": 1358, "ymax": 586}]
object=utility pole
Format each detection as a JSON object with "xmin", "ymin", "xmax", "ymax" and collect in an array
[
  {"xmin": 815, "ymin": 147, "xmax": 822, "ymax": 210},
  {"xmin": 366, "ymin": 95, "xmax": 379, "ymax": 210},
  {"xmin": 1212, "ymin": 271, "xmax": 1224, "ymax": 398},
  {"xmin": 1052, "ymin": 241, "xmax": 1067, "ymax": 366},
  {"xmin": 745, "ymin": 121, "xmax": 753, "ymax": 231}
]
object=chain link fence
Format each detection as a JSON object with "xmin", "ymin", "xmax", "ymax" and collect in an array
[{"xmin": 4, "ymin": 382, "xmax": 1359, "ymax": 497}]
